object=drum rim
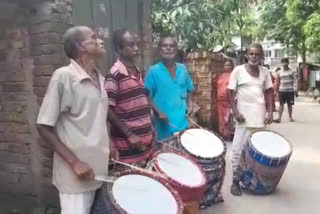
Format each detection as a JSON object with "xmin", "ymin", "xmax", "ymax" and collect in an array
[
  {"xmin": 249, "ymin": 130, "xmax": 293, "ymax": 160},
  {"xmin": 179, "ymin": 128, "xmax": 226, "ymax": 160},
  {"xmin": 152, "ymin": 149, "xmax": 207, "ymax": 188},
  {"xmin": 109, "ymin": 170, "xmax": 184, "ymax": 214}
]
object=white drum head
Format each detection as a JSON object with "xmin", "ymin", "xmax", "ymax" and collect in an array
[
  {"xmin": 113, "ymin": 174, "xmax": 178, "ymax": 214},
  {"xmin": 180, "ymin": 129, "xmax": 224, "ymax": 158},
  {"xmin": 251, "ymin": 131, "xmax": 292, "ymax": 158},
  {"xmin": 156, "ymin": 153, "xmax": 204, "ymax": 187}
]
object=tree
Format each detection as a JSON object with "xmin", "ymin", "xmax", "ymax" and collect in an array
[
  {"xmin": 258, "ymin": 0, "xmax": 319, "ymax": 63},
  {"xmin": 151, "ymin": 0, "xmax": 257, "ymax": 51},
  {"xmin": 303, "ymin": 2, "xmax": 320, "ymax": 52}
]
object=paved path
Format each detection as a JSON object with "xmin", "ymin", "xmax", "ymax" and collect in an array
[{"xmin": 202, "ymin": 97, "xmax": 320, "ymax": 214}]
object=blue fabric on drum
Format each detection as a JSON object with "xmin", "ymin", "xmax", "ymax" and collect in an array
[{"xmin": 247, "ymin": 144, "xmax": 289, "ymax": 167}]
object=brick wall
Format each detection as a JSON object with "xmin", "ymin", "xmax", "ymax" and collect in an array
[
  {"xmin": 184, "ymin": 52, "xmax": 225, "ymax": 130},
  {"xmin": 0, "ymin": 0, "xmax": 152, "ymax": 213},
  {"xmin": 0, "ymin": 0, "xmax": 71, "ymax": 213}
]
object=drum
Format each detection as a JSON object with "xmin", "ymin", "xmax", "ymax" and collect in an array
[
  {"xmin": 240, "ymin": 130, "xmax": 293, "ymax": 194},
  {"xmin": 175, "ymin": 128, "xmax": 226, "ymax": 208},
  {"xmin": 148, "ymin": 149, "xmax": 207, "ymax": 203},
  {"xmin": 91, "ymin": 170, "xmax": 184, "ymax": 214}
]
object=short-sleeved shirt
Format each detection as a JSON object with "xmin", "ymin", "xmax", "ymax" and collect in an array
[
  {"xmin": 37, "ymin": 59, "xmax": 110, "ymax": 194},
  {"xmin": 105, "ymin": 59, "xmax": 153, "ymax": 163},
  {"xmin": 278, "ymin": 68, "xmax": 296, "ymax": 92},
  {"xmin": 227, "ymin": 64, "xmax": 273, "ymax": 128},
  {"xmin": 145, "ymin": 62, "xmax": 194, "ymax": 140}
]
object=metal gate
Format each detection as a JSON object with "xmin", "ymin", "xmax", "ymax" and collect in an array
[{"xmin": 72, "ymin": 0, "xmax": 145, "ymax": 72}]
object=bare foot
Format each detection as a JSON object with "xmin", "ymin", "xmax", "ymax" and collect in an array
[{"xmin": 274, "ymin": 119, "xmax": 281, "ymax": 123}]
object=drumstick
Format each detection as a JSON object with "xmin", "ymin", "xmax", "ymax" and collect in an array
[
  {"xmin": 187, "ymin": 116, "xmax": 205, "ymax": 129},
  {"xmin": 111, "ymin": 159, "xmax": 168, "ymax": 180},
  {"xmin": 167, "ymin": 122, "xmax": 194, "ymax": 137},
  {"xmin": 95, "ymin": 176, "xmax": 115, "ymax": 183}
]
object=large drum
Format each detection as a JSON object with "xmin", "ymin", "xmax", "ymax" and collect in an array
[
  {"xmin": 91, "ymin": 170, "xmax": 184, "ymax": 214},
  {"xmin": 240, "ymin": 130, "xmax": 293, "ymax": 194},
  {"xmin": 175, "ymin": 128, "xmax": 226, "ymax": 208},
  {"xmin": 148, "ymin": 149, "xmax": 207, "ymax": 203}
]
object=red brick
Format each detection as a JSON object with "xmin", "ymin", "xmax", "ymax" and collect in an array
[
  {"xmin": 8, "ymin": 144, "xmax": 30, "ymax": 154},
  {"xmin": 0, "ymin": 112, "xmax": 27, "ymax": 123},
  {"xmin": 31, "ymin": 32, "xmax": 61, "ymax": 45},
  {"xmin": 2, "ymin": 102, "xmax": 26, "ymax": 113},
  {"xmin": 30, "ymin": 22, "xmax": 69, "ymax": 35},
  {"xmin": 33, "ymin": 76, "xmax": 51, "ymax": 87},
  {"xmin": 31, "ymin": 44, "xmax": 64, "ymax": 56},
  {"xmin": 3, "ymin": 93, "xmax": 28, "ymax": 102},
  {"xmin": 34, "ymin": 54, "xmax": 64, "ymax": 66},
  {"xmin": 2, "ymin": 83, "xmax": 26, "ymax": 93},
  {"xmin": 33, "ymin": 65, "xmax": 55, "ymax": 76},
  {"xmin": 33, "ymin": 86, "xmax": 47, "ymax": 97}
]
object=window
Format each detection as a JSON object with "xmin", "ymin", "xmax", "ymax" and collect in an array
[{"xmin": 275, "ymin": 49, "xmax": 284, "ymax": 58}]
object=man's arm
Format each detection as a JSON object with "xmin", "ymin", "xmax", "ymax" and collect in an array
[
  {"xmin": 227, "ymin": 89, "xmax": 245, "ymax": 123},
  {"xmin": 145, "ymin": 89, "xmax": 168, "ymax": 122},
  {"xmin": 187, "ymin": 92, "xmax": 193, "ymax": 115},
  {"xmin": 264, "ymin": 88, "xmax": 274, "ymax": 124},
  {"xmin": 107, "ymin": 108, "xmax": 142, "ymax": 147},
  {"xmin": 37, "ymin": 124, "xmax": 94, "ymax": 180}
]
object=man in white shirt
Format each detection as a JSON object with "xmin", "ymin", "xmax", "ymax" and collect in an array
[
  {"xmin": 37, "ymin": 26, "xmax": 110, "ymax": 214},
  {"xmin": 227, "ymin": 43, "xmax": 273, "ymax": 196}
]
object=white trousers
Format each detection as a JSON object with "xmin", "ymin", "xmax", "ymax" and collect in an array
[
  {"xmin": 231, "ymin": 127, "xmax": 251, "ymax": 173},
  {"xmin": 60, "ymin": 190, "xmax": 96, "ymax": 214}
]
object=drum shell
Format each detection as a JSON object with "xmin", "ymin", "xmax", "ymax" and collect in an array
[
  {"xmin": 150, "ymin": 149, "xmax": 207, "ymax": 203},
  {"xmin": 91, "ymin": 170, "xmax": 184, "ymax": 214},
  {"xmin": 177, "ymin": 130, "xmax": 226, "ymax": 165},
  {"xmin": 240, "ymin": 140, "xmax": 292, "ymax": 194},
  {"xmin": 172, "ymin": 129, "xmax": 226, "ymax": 206}
]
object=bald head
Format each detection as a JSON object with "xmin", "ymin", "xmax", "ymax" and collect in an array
[{"xmin": 63, "ymin": 26, "xmax": 92, "ymax": 59}]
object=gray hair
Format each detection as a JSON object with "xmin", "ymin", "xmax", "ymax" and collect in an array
[
  {"xmin": 248, "ymin": 43, "xmax": 264, "ymax": 55},
  {"xmin": 63, "ymin": 26, "xmax": 89, "ymax": 59}
]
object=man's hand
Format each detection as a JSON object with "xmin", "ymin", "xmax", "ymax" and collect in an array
[
  {"xmin": 265, "ymin": 112, "xmax": 273, "ymax": 124},
  {"xmin": 187, "ymin": 107, "xmax": 193, "ymax": 116},
  {"xmin": 71, "ymin": 160, "xmax": 95, "ymax": 181},
  {"xmin": 234, "ymin": 111, "xmax": 246, "ymax": 123},
  {"xmin": 158, "ymin": 112, "xmax": 169, "ymax": 123},
  {"xmin": 110, "ymin": 145, "xmax": 119, "ymax": 160},
  {"xmin": 127, "ymin": 133, "xmax": 142, "ymax": 148}
]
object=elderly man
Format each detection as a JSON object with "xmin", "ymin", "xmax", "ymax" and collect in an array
[
  {"xmin": 145, "ymin": 36, "xmax": 194, "ymax": 141},
  {"xmin": 37, "ymin": 26, "xmax": 110, "ymax": 214},
  {"xmin": 105, "ymin": 29, "xmax": 154, "ymax": 166},
  {"xmin": 227, "ymin": 43, "xmax": 273, "ymax": 196}
]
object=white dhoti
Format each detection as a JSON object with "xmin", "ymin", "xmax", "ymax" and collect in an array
[
  {"xmin": 231, "ymin": 127, "xmax": 251, "ymax": 179},
  {"xmin": 59, "ymin": 190, "xmax": 96, "ymax": 214}
]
